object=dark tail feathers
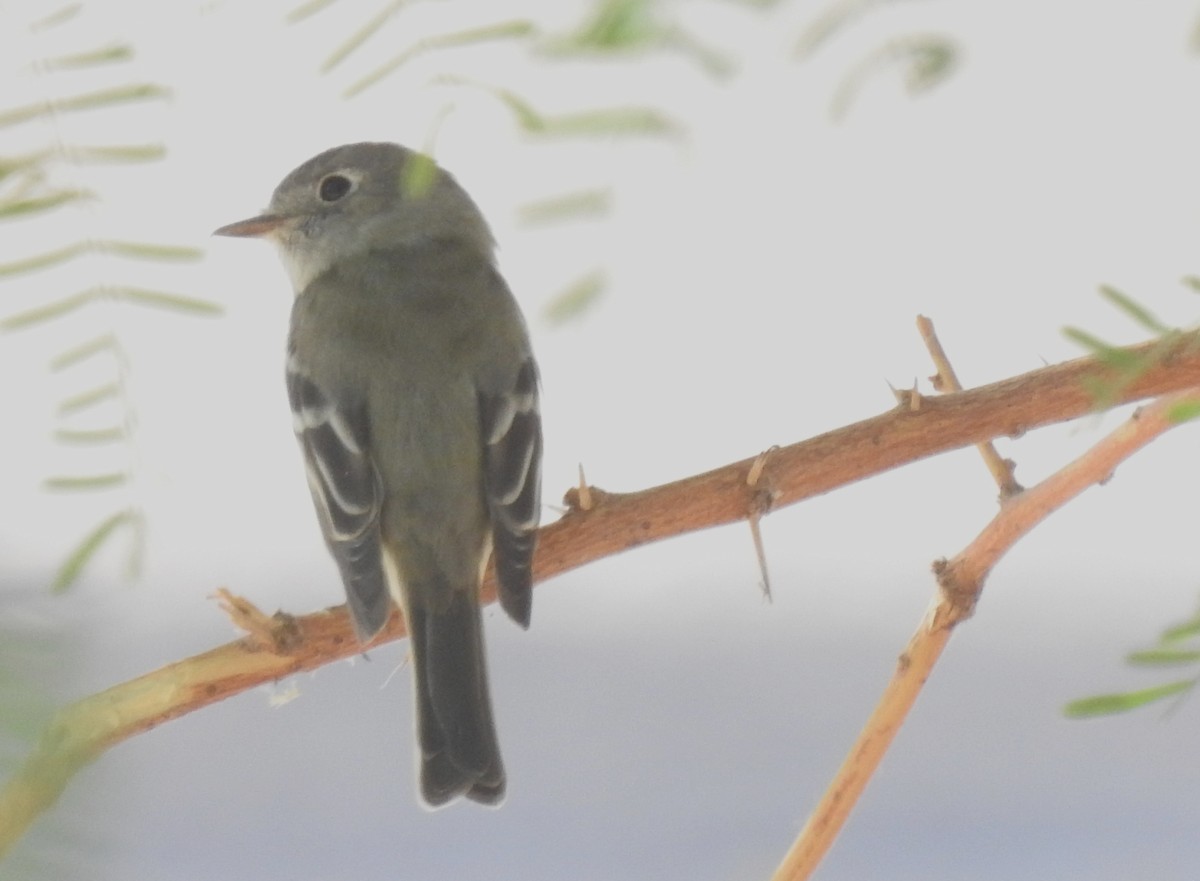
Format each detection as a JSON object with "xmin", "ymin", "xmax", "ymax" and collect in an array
[{"xmin": 407, "ymin": 596, "xmax": 505, "ymax": 806}]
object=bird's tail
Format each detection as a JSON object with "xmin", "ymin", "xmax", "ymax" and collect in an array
[{"xmin": 407, "ymin": 593, "xmax": 505, "ymax": 807}]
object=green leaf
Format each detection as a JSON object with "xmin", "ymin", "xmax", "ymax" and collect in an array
[
  {"xmin": 100, "ymin": 240, "xmax": 203, "ymax": 261},
  {"xmin": 53, "ymin": 427, "xmax": 127, "ymax": 444},
  {"xmin": 50, "ymin": 335, "xmax": 118, "ymax": 370},
  {"xmin": 0, "ymin": 189, "xmax": 93, "ymax": 220},
  {"xmin": 287, "ymin": 0, "xmax": 340, "ymax": 23},
  {"xmin": 51, "ymin": 509, "xmax": 138, "ymax": 592},
  {"xmin": 905, "ymin": 39, "xmax": 957, "ymax": 93},
  {"xmin": 557, "ymin": 0, "xmax": 660, "ymax": 51},
  {"xmin": 1126, "ymin": 648, "xmax": 1200, "ymax": 666},
  {"xmin": 1166, "ymin": 398, "xmax": 1200, "ymax": 424},
  {"xmin": 544, "ymin": 270, "xmax": 606, "ymax": 324},
  {"xmin": 0, "ymin": 84, "xmax": 170, "ymax": 129},
  {"xmin": 400, "ymin": 153, "xmax": 438, "ymax": 199},
  {"xmin": 44, "ymin": 473, "xmax": 129, "ymax": 492},
  {"xmin": 58, "ymin": 384, "xmax": 119, "ymax": 414},
  {"xmin": 343, "ymin": 20, "xmax": 536, "ymax": 96},
  {"xmin": 70, "ymin": 143, "xmax": 167, "ymax": 164},
  {"xmin": 0, "ymin": 244, "xmax": 85, "ymax": 279},
  {"xmin": 0, "ymin": 237, "xmax": 204, "ymax": 271},
  {"xmin": 1, "ymin": 290, "xmax": 94, "ymax": 330},
  {"xmin": 2, "ymin": 285, "xmax": 219, "ymax": 330},
  {"xmin": 120, "ymin": 287, "xmax": 222, "ymax": 315},
  {"xmin": 1162, "ymin": 615, "xmax": 1200, "ymax": 643},
  {"xmin": 519, "ymin": 189, "xmax": 612, "ymax": 225},
  {"xmin": 322, "ymin": 0, "xmax": 409, "ymax": 73},
  {"xmin": 1097, "ymin": 285, "xmax": 1172, "ymax": 335},
  {"xmin": 1061, "ymin": 327, "xmax": 1146, "ymax": 373},
  {"xmin": 30, "ymin": 3, "xmax": 82, "ymax": 30},
  {"xmin": 436, "ymin": 79, "xmax": 682, "ymax": 139},
  {"xmin": 40, "ymin": 44, "xmax": 134, "ymax": 71},
  {"xmin": 1064, "ymin": 679, "xmax": 1195, "ymax": 718}
]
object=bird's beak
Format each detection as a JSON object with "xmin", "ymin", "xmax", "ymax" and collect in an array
[{"xmin": 213, "ymin": 213, "xmax": 289, "ymax": 238}]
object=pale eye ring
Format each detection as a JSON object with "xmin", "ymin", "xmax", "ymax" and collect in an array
[{"xmin": 318, "ymin": 173, "xmax": 353, "ymax": 202}]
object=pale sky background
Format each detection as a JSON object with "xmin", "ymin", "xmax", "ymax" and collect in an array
[{"xmin": 3, "ymin": 1, "xmax": 1200, "ymax": 879}]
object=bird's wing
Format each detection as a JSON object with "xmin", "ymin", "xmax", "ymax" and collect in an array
[
  {"xmin": 287, "ymin": 355, "xmax": 391, "ymax": 640},
  {"xmin": 478, "ymin": 356, "xmax": 542, "ymax": 628}
]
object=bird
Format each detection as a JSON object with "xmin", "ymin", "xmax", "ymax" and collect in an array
[{"xmin": 214, "ymin": 142, "xmax": 541, "ymax": 807}]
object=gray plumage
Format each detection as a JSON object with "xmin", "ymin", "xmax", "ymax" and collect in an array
[{"xmin": 215, "ymin": 142, "xmax": 541, "ymax": 807}]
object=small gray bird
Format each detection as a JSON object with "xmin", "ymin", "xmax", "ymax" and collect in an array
[{"xmin": 214, "ymin": 142, "xmax": 541, "ymax": 807}]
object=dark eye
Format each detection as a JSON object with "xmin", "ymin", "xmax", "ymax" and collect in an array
[{"xmin": 318, "ymin": 174, "xmax": 352, "ymax": 202}]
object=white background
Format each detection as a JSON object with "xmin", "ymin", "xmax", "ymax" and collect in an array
[{"xmin": 3, "ymin": 1, "xmax": 1200, "ymax": 878}]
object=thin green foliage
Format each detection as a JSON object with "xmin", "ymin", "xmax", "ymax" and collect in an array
[
  {"xmin": 38, "ymin": 44, "xmax": 134, "ymax": 71},
  {"xmin": 50, "ymin": 509, "xmax": 143, "ymax": 593},
  {"xmin": 0, "ymin": 5, "xmax": 195, "ymax": 595},
  {"xmin": 1066, "ymin": 602, "xmax": 1200, "ymax": 718},
  {"xmin": 343, "ymin": 20, "xmax": 536, "ymax": 97},
  {"xmin": 1065, "ymin": 680, "xmax": 1195, "ymax": 718},
  {"xmin": 544, "ymin": 270, "xmax": 607, "ymax": 325},
  {"xmin": 830, "ymin": 35, "xmax": 958, "ymax": 119},
  {"xmin": 0, "ymin": 84, "xmax": 169, "ymax": 129},
  {"xmin": 519, "ymin": 189, "xmax": 612, "ymax": 225},
  {"xmin": 1, "ymin": 286, "xmax": 220, "ymax": 331},
  {"xmin": 1063, "ymin": 281, "xmax": 1199, "ymax": 409}
]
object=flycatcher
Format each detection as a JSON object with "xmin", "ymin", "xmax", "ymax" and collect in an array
[{"xmin": 215, "ymin": 142, "xmax": 542, "ymax": 807}]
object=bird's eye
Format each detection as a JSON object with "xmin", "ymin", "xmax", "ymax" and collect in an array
[{"xmin": 318, "ymin": 174, "xmax": 353, "ymax": 202}]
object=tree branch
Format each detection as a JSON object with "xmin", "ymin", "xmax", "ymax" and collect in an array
[
  {"xmin": 2, "ymin": 330, "xmax": 1200, "ymax": 857},
  {"xmin": 768, "ymin": 384, "xmax": 1200, "ymax": 881}
]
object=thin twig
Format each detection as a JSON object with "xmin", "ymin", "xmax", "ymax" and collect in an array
[
  {"xmin": 768, "ymin": 386, "xmax": 1200, "ymax": 881},
  {"xmin": 746, "ymin": 446, "xmax": 780, "ymax": 600},
  {"xmin": 917, "ymin": 315, "xmax": 1022, "ymax": 498}
]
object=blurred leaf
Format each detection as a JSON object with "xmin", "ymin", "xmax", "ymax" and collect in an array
[
  {"xmin": 400, "ymin": 151, "xmax": 438, "ymax": 198},
  {"xmin": 1182, "ymin": 275, "xmax": 1200, "ymax": 292},
  {"xmin": 0, "ymin": 238, "xmax": 204, "ymax": 280},
  {"xmin": 0, "ymin": 84, "xmax": 170, "ymax": 129},
  {"xmin": 44, "ymin": 473, "xmax": 129, "ymax": 492},
  {"xmin": 904, "ymin": 37, "xmax": 956, "ymax": 92},
  {"xmin": 830, "ymin": 35, "xmax": 958, "ymax": 119},
  {"xmin": 1127, "ymin": 648, "xmax": 1200, "ymax": 666},
  {"xmin": 1069, "ymin": 601, "xmax": 1200, "ymax": 719},
  {"xmin": 287, "ymin": 0, "xmax": 341, "ymax": 24},
  {"xmin": 0, "ymin": 189, "xmax": 93, "ymax": 220},
  {"xmin": 519, "ymin": 189, "xmax": 612, "ymax": 225},
  {"xmin": 51, "ymin": 509, "xmax": 141, "ymax": 592},
  {"xmin": 544, "ymin": 0, "xmax": 732, "ymax": 76},
  {"xmin": 1064, "ymin": 680, "xmax": 1194, "ymax": 718},
  {"xmin": 120, "ymin": 287, "xmax": 222, "ymax": 315},
  {"xmin": 1162, "ymin": 615, "xmax": 1200, "ymax": 642},
  {"xmin": 38, "ymin": 44, "xmax": 134, "ymax": 71},
  {"xmin": 57, "ymin": 384, "xmax": 119, "ymax": 414},
  {"xmin": 493, "ymin": 88, "xmax": 681, "ymax": 138},
  {"xmin": 1061, "ymin": 327, "xmax": 1146, "ymax": 373},
  {"xmin": 1166, "ymin": 398, "xmax": 1200, "ymax": 424},
  {"xmin": 343, "ymin": 20, "xmax": 536, "ymax": 96},
  {"xmin": 322, "ymin": 0, "xmax": 410, "ymax": 72},
  {"xmin": 71, "ymin": 143, "xmax": 167, "ymax": 164},
  {"xmin": 1097, "ymin": 285, "xmax": 1172, "ymax": 335},
  {"xmin": 2, "ymin": 285, "xmax": 219, "ymax": 330},
  {"xmin": 796, "ymin": 0, "xmax": 876, "ymax": 58},
  {"xmin": 554, "ymin": 0, "xmax": 661, "ymax": 51},
  {"xmin": 1, "ymin": 291, "xmax": 93, "ymax": 330},
  {"xmin": 100, "ymin": 240, "xmax": 203, "ymax": 261},
  {"xmin": 544, "ymin": 269, "xmax": 607, "ymax": 324},
  {"xmin": 0, "ymin": 244, "xmax": 85, "ymax": 279},
  {"xmin": 50, "ymin": 335, "xmax": 118, "ymax": 370},
  {"xmin": 30, "ymin": 3, "xmax": 82, "ymax": 30},
  {"xmin": 53, "ymin": 427, "xmax": 127, "ymax": 444}
]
